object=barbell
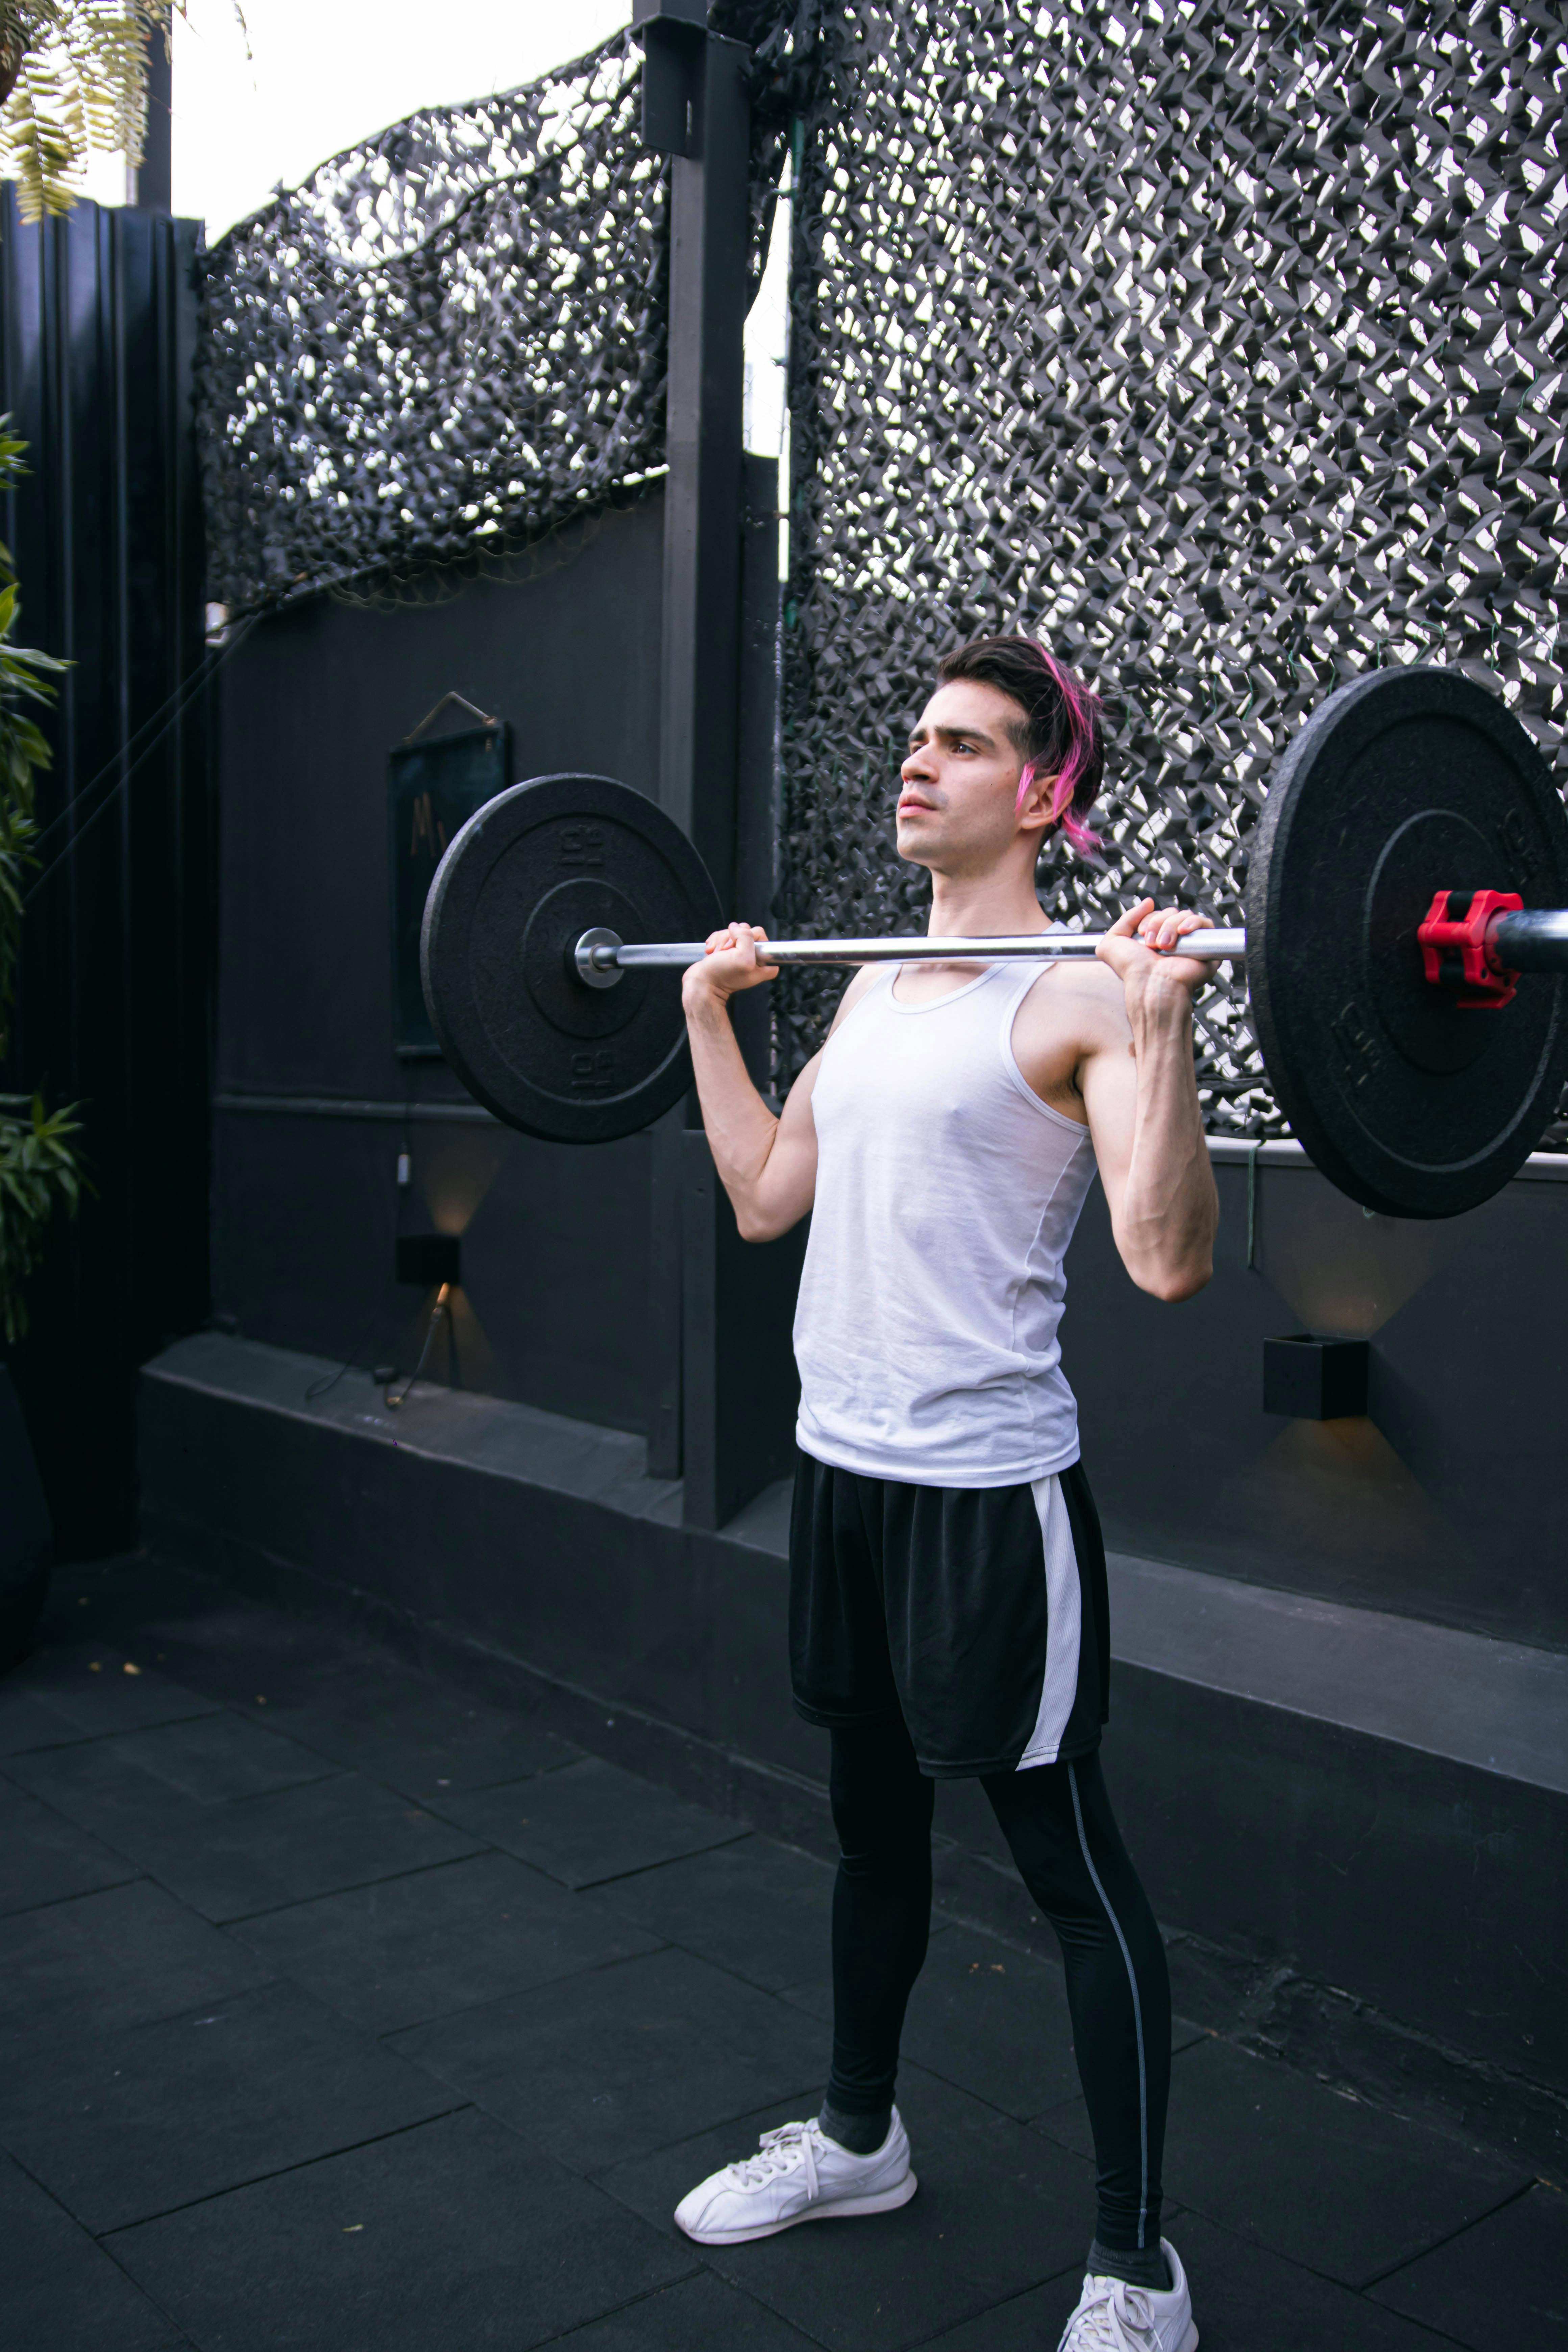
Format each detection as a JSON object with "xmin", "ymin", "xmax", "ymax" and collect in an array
[{"xmin": 420, "ymin": 664, "xmax": 1568, "ymax": 1220}]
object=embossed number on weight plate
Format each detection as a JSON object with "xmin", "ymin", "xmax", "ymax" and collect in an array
[
  {"xmin": 570, "ymin": 1049, "xmax": 617, "ymax": 1093},
  {"xmin": 1500, "ymin": 807, "xmax": 1539, "ymax": 880},
  {"xmin": 559, "ymin": 823, "xmax": 604, "ymax": 868},
  {"xmin": 1331, "ymin": 1001, "xmax": 1382, "ymax": 1089}
]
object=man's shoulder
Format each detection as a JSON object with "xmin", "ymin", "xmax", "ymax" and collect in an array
[
  {"xmin": 825, "ymin": 964, "xmax": 883, "ymax": 1036},
  {"xmin": 1008, "ymin": 957, "xmax": 1128, "ymax": 1110},
  {"xmin": 1020, "ymin": 955, "xmax": 1128, "ymax": 1036}
]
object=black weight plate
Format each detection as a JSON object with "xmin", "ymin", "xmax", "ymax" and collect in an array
[
  {"xmin": 420, "ymin": 773, "xmax": 721, "ymax": 1143},
  {"xmin": 1245, "ymin": 666, "xmax": 1568, "ymax": 1218}
]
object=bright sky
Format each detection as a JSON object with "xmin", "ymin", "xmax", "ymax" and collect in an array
[
  {"xmin": 78, "ymin": 0, "xmax": 789, "ymax": 472},
  {"xmin": 81, "ymin": 0, "xmax": 633, "ymax": 236}
]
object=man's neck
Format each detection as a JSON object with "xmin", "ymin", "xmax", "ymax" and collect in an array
[{"xmin": 925, "ymin": 867, "xmax": 1050, "ymax": 940}]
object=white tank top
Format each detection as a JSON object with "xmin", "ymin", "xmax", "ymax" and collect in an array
[{"xmin": 794, "ymin": 956, "xmax": 1098, "ymax": 1488}]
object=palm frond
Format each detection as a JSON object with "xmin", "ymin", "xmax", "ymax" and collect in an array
[
  {"xmin": 0, "ymin": 1092, "xmax": 83, "ymax": 1341},
  {"xmin": 0, "ymin": 4, "xmax": 246, "ymax": 224},
  {"xmin": 0, "ymin": 414, "xmax": 80, "ymax": 1333}
]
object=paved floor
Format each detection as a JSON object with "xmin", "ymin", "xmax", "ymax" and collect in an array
[{"xmin": 2, "ymin": 1555, "xmax": 1562, "ymax": 2352}]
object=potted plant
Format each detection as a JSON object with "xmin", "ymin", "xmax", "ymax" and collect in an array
[{"xmin": 0, "ymin": 416, "xmax": 78, "ymax": 1670}]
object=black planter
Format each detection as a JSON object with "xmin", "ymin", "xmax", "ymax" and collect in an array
[{"xmin": 0, "ymin": 1364, "xmax": 50, "ymax": 1671}]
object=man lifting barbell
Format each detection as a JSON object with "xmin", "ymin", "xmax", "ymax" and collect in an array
[
  {"xmin": 420, "ymin": 637, "xmax": 1568, "ymax": 2352},
  {"xmin": 668, "ymin": 636, "xmax": 1208, "ymax": 2352}
]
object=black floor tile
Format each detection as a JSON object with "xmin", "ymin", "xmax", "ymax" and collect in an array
[
  {"xmin": 0, "ymin": 1779, "xmax": 137, "ymax": 1917},
  {"xmin": 11, "ymin": 1561, "xmax": 1537, "ymax": 2352},
  {"xmin": 899, "ymin": 1929, "xmax": 1092, "ymax": 2122},
  {"xmin": 231, "ymin": 1851, "xmax": 663, "ymax": 2033},
  {"xmin": 242, "ymin": 1667, "xmax": 579, "ymax": 1803},
  {"xmin": 922, "ymin": 2211, "xmax": 1460, "ymax": 2350},
  {"xmin": 24, "ymin": 1769, "xmax": 486, "ymax": 1924},
  {"xmin": 783, "ymin": 1925, "xmax": 1207, "ymax": 2123},
  {"xmin": 391, "ymin": 1943, "xmax": 826, "ymax": 2175},
  {"xmin": 1, "ymin": 2150, "xmax": 183, "ymax": 2352},
  {"xmin": 131, "ymin": 1597, "xmax": 362, "ymax": 1709},
  {"xmin": 597, "ymin": 2066, "xmax": 1100, "ymax": 2352},
  {"xmin": 0, "ymin": 1685, "xmax": 109, "ymax": 1758},
  {"xmin": 781, "ymin": 1928, "xmax": 1070, "ymax": 2124},
  {"xmin": 595, "ymin": 1835, "xmax": 836, "ymax": 1991},
  {"xmin": 902, "ymin": 2279, "xmax": 1081, "ymax": 2351},
  {"xmin": 0, "ymin": 1642, "xmax": 218, "ymax": 1750},
  {"xmin": 1033, "ymin": 2036, "xmax": 1531, "ymax": 2287},
  {"xmin": 431, "ymin": 1756, "xmax": 748, "ymax": 1888},
  {"xmin": 6, "ymin": 1707, "xmax": 337, "ymax": 1838},
  {"xmin": 140, "ymin": 1608, "xmax": 578, "ymax": 1795},
  {"xmin": 46, "ymin": 1555, "xmax": 235, "ymax": 1650},
  {"xmin": 1370, "ymin": 2182, "xmax": 1565, "ymax": 2348},
  {"xmin": 0, "ymin": 1979, "xmax": 462, "ymax": 2233},
  {"xmin": 1160, "ymin": 1932, "xmax": 1254, "ymax": 2040},
  {"xmin": 0, "ymin": 1876, "xmax": 274, "ymax": 2047},
  {"xmin": 560, "ymin": 2270, "xmax": 821, "ymax": 2348},
  {"xmin": 108, "ymin": 2106, "xmax": 694, "ymax": 2352},
  {"xmin": 1171, "ymin": 2211, "xmax": 1469, "ymax": 2351}
]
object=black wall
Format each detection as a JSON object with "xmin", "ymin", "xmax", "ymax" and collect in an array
[
  {"xmin": 212, "ymin": 495, "xmax": 672, "ymax": 1433},
  {"xmin": 0, "ymin": 194, "xmax": 210, "ymax": 1557},
  {"xmin": 1063, "ymin": 1157, "xmax": 1568, "ymax": 1651}
]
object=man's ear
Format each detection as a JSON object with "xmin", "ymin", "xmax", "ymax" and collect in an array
[{"xmin": 1016, "ymin": 761, "xmax": 1059, "ymax": 837}]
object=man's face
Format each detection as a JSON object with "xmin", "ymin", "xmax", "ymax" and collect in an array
[{"xmin": 896, "ymin": 679, "xmax": 1037, "ymax": 876}]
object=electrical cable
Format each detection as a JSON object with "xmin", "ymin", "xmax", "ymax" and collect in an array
[
  {"xmin": 304, "ymin": 1315, "xmax": 383, "ymax": 1403},
  {"xmin": 385, "ymin": 1282, "xmax": 450, "ymax": 1409},
  {"xmin": 24, "ymin": 615, "xmax": 257, "ymax": 862},
  {"xmin": 21, "ymin": 618, "xmax": 260, "ymax": 904}
]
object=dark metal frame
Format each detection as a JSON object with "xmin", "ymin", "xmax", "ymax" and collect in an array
[
  {"xmin": 0, "ymin": 192, "xmax": 211, "ymax": 1555},
  {"xmin": 637, "ymin": 3, "xmax": 795, "ymax": 1526}
]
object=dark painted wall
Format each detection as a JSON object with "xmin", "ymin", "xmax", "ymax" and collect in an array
[
  {"xmin": 213, "ymin": 495, "xmax": 669, "ymax": 1431},
  {"xmin": 1063, "ymin": 1157, "xmax": 1568, "ymax": 1651},
  {"xmin": 0, "ymin": 194, "xmax": 210, "ymax": 1557},
  {"xmin": 211, "ymin": 1113, "xmax": 657, "ymax": 1434}
]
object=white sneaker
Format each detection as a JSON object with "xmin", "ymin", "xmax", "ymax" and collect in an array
[
  {"xmin": 1056, "ymin": 2239, "xmax": 1198, "ymax": 2352},
  {"xmin": 673, "ymin": 2109, "xmax": 917, "ymax": 2245}
]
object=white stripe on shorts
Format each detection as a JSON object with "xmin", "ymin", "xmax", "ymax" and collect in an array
[{"xmin": 1016, "ymin": 1471, "xmax": 1082, "ymax": 1768}]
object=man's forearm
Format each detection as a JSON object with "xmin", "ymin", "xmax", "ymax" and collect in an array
[
  {"xmin": 685, "ymin": 990, "xmax": 782, "ymax": 1230},
  {"xmin": 1116, "ymin": 986, "xmax": 1218, "ymax": 1299}
]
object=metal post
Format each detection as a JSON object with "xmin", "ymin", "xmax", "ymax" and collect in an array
[
  {"xmin": 136, "ymin": 29, "xmax": 172, "ymax": 213},
  {"xmin": 730, "ymin": 451, "xmax": 782, "ymax": 1090},
  {"xmin": 647, "ymin": 18, "xmax": 751, "ymax": 901},
  {"xmin": 635, "ymin": 3, "xmax": 755, "ymax": 1499}
]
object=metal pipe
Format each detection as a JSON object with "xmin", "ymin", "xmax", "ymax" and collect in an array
[
  {"xmin": 1491, "ymin": 909, "xmax": 1568, "ymax": 972},
  {"xmin": 579, "ymin": 928, "xmax": 1247, "ymax": 979}
]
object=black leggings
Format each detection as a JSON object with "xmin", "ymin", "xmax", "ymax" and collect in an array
[{"xmin": 826, "ymin": 1717, "xmax": 1170, "ymax": 2254}]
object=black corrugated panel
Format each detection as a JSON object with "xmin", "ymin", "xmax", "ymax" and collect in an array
[{"xmin": 0, "ymin": 190, "xmax": 211, "ymax": 1556}]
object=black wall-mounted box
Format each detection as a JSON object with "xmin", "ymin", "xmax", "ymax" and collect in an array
[
  {"xmin": 1263, "ymin": 1333, "xmax": 1369, "ymax": 1420},
  {"xmin": 395, "ymin": 1234, "xmax": 461, "ymax": 1290}
]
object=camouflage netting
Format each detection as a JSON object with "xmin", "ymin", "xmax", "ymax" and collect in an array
[
  {"xmin": 196, "ymin": 24, "xmax": 787, "ymax": 615},
  {"xmin": 777, "ymin": 0, "xmax": 1568, "ymax": 1143},
  {"xmin": 196, "ymin": 0, "xmax": 1568, "ymax": 1143}
]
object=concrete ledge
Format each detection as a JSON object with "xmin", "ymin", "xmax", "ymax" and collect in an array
[
  {"xmin": 1107, "ymin": 1550, "xmax": 1568, "ymax": 1797},
  {"xmin": 1204, "ymin": 1134, "xmax": 1568, "ymax": 1182},
  {"xmin": 147, "ymin": 1333, "xmax": 1568, "ymax": 1797},
  {"xmin": 209, "ymin": 1093, "xmax": 1568, "ymax": 1184},
  {"xmin": 139, "ymin": 1333, "xmax": 1568, "ymax": 2166}
]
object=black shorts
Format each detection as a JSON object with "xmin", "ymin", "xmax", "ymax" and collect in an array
[{"xmin": 789, "ymin": 1450, "xmax": 1110, "ymax": 1779}]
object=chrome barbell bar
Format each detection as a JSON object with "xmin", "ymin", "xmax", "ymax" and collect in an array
[
  {"xmin": 574, "ymin": 908, "xmax": 1568, "ymax": 988},
  {"xmin": 574, "ymin": 926, "xmax": 1247, "ymax": 985}
]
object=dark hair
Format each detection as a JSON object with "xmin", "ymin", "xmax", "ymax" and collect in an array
[{"xmin": 934, "ymin": 634, "xmax": 1104, "ymax": 856}]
